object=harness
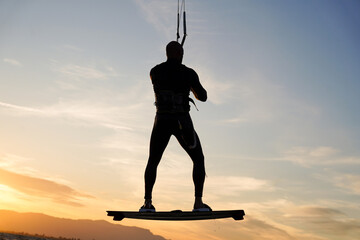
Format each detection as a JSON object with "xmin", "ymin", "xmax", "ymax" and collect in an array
[{"xmin": 155, "ymin": 90, "xmax": 198, "ymax": 113}]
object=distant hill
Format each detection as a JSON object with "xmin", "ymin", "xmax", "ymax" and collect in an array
[
  {"xmin": 0, "ymin": 210, "xmax": 166, "ymax": 240},
  {"xmin": 0, "ymin": 231, "xmax": 75, "ymax": 240}
]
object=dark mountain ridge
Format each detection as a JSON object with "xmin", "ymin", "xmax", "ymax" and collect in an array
[{"xmin": 0, "ymin": 210, "xmax": 166, "ymax": 240}]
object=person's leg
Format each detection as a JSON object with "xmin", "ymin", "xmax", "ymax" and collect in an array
[
  {"xmin": 144, "ymin": 116, "xmax": 172, "ymax": 207},
  {"xmin": 174, "ymin": 117, "xmax": 208, "ymax": 210},
  {"xmin": 181, "ymin": 132, "xmax": 207, "ymax": 208}
]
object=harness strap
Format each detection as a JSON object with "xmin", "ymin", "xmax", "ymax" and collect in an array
[
  {"xmin": 154, "ymin": 90, "xmax": 199, "ymax": 113},
  {"xmin": 189, "ymin": 97, "xmax": 199, "ymax": 111},
  {"xmin": 178, "ymin": 120, "xmax": 198, "ymax": 149}
]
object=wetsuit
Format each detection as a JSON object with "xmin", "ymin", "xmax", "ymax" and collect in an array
[{"xmin": 144, "ymin": 59, "xmax": 207, "ymax": 200}]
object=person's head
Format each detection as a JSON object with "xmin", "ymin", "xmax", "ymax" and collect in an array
[{"xmin": 166, "ymin": 41, "xmax": 184, "ymax": 62}]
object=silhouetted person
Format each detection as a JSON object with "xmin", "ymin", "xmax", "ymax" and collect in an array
[{"xmin": 140, "ymin": 41, "xmax": 211, "ymax": 212}]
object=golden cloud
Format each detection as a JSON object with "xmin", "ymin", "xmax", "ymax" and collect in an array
[{"xmin": 0, "ymin": 168, "xmax": 93, "ymax": 207}]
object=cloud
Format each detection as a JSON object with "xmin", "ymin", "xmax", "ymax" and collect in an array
[
  {"xmin": 134, "ymin": 0, "xmax": 175, "ymax": 38},
  {"xmin": 282, "ymin": 146, "xmax": 360, "ymax": 166},
  {"xmin": 308, "ymin": 146, "xmax": 339, "ymax": 157},
  {"xmin": 244, "ymin": 201, "xmax": 360, "ymax": 240},
  {"xmin": 0, "ymin": 100, "xmax": 136, "ymax": 131},
  {"xmin": 0, "ymin": 168, "xmax": 93, "ymax": 207},
  {"xmin": 0, "ymin": 101, "xmax": 44, "ymax": 115},
  {"xmin": 284, "ymin": 146, "xmax": 338, "ymax": 164},
  {"xmin": 239, "ymin": 216, "xmax": 297, "ymax": 240},
  {"xmin": 48, "ymin": 59, "xmax": 121, "ymax": 90},
  {"xmin": 202, "ymin": 70, "xmax": 288, "ymax": 122},
  {"xmin": 285, "ymin": 206, "xmax": 345, "ymax": 218},
  {"xmin": 283, "ymin": 206, "xmax": 360, "ymax": 238},
  {"xmin": 62, "ymin": 44, "xmax": 84, "ymax": 52},
  {"xmin": 57, "ymin": 64, "xmax": 108, "ymax": 80},
  {"xmin": 0, "ymin": 154, "xmax": 32, "ymax": 169},
  {"xmin": 0, "ymin": 66, "xmax": 155, "ymax": 137},
  {"xmin": 3, "ymin": 58, "xmax": 22, "ymax": 66},
  {"xmin": 332, "ymin": 174, "xmax": 360, "ymax": 195},
  {"xmin": 0, "ymin": 154, "xmax": 40, "ymax": 179},
  {"xmin": 191, "ymin": 215, "xmax": 300, "ymax": 240},
  {"xmin": 238, "ymin": 146, "xmax": 360, "ymax": 167},
  {"xmin": 195, "ymin": 67, "xmax": 235, "ymax": 105},
  {"xmin": 207, "ymin": 175, "xmax": 274, "ymax": 194},
  {"xmin": 54, "ymin": 64, "xmax": 119, "ymax": 81},
  {"xmin": 200, "ymin": 69, "xmax": 322, "ymax": 125}
]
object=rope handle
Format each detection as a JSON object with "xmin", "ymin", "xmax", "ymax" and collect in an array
[{"xmin": 177, "ymin": 0, "xmax": 187, "ymax": 47}]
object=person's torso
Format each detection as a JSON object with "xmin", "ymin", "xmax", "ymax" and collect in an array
[{"xmin": 151, "ymin": 61, "xmax": 195, "ymax": 113}]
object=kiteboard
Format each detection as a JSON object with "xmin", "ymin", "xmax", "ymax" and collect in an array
[{"xmin": 107, "ymin": 209, "xmax": 245, "ymax": 221}]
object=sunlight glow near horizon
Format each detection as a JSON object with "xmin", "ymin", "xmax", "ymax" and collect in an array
[{"xmin": 1, "ymin": 0, "xmax": 360, "ymax": 240}]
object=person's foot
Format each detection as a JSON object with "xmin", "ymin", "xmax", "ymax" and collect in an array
[
  {"xmin": 193, "ymin": 203, "xmax": 212, "ymax": 212},
  {"xmin": 139, "ymin": 200, "xmax": 156, "ymax": 212}
]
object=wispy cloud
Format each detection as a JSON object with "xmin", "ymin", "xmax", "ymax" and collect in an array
[
  {"xmin": 207, "ymin": 175, "xmax": 274, "ymax": 194},
  {"xmin": 0, "ymin": 101, "xmax": 44, "ymax": 115},
  {"xmin": 0, "ymin": 154, "xmax": 36, "ymax": 175},
  {"xmin": 0, "ymin": 168, "xmax": 93, "ymax": 206},
  {"xmin": 195, "ymin": 67, "xmax": 235, "ymax": 105},
  {"xmin": 62, "ymin": 44, "xmax": 84, "ymax": 52},
  {"xmin": 227, "ymin": 146, "xmax": 360, "ymax": 167},
  {"xmin": 3, "ymin": 58, "xmax": 22, "ymax": 66},
  {"xmin": 332, "ymin": 174, "xmax": 360, "ymax": 195},
  {"xmin": 285, "ymin": 206, "xmax": 345, "ymax": 218},
  {"xmin": 242, "ymin": 200, "xmax": 360, "ymax": 240},
  {"xmin": 57, "ymin": 64, "xmax": 110, "ymax": 80},
  {"xmin": 0, "ymin": 100, "xmax": 136, "ymax": 131},
  {"xmin": 202, "ymin": 69, "xmax": 321, "ymax": 125},
  {"xmin": 283, "ymin": 206, "xmax": 360, "ymax": 238},
  {"xmin": 189, "ymin": 210, "xmax": 306, "ymax": 240},
  {"xmin": 282, "ymin": 146, "xmax": 360, "ymax": 166},
  {"xmin": 134, "ymin": 0, "xmax": 176, "ymax": 39},
  {"xmin": 208, "ymin": 147, "xmax": 360, "ymax": 169},
  {"xmin": 53, "ymin": 63, "xmax": 119, "ymax": 82}
]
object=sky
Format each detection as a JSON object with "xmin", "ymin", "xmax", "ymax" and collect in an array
[{"xmin": 1, "ymin": 0, "xmax": 360, "ymax": 239}]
